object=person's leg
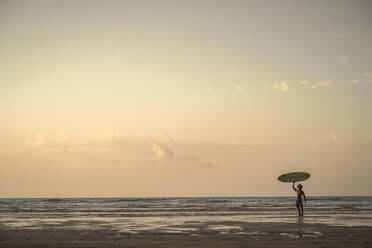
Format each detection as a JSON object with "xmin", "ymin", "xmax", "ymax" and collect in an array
[
  {"xmin": 300, "ymin": 202, "xmax": 304, "ymax": 216},
  {"xmin": 296, "ymin": 202, "xmax": 301, "ymax": 216}
]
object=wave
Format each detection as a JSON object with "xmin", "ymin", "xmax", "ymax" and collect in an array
[
  {"xmin": 113, "ymin": 198, "xmax": 171, "ymax": 202},
  {"xmin": 43, "ymin": 198, "xmax": 64, "ymax": 203},
  {"xmin": 206, "ymin": 199, "xmax": 234, "ymax": 203}
]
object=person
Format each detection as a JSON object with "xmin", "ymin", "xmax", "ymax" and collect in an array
[{"xmin": 293, "ymin": 181, "xmax": 307, "ymax": 216}]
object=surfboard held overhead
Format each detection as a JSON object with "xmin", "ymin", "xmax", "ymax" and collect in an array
[{"xmin": 278, "ymin": 172, "xmax": 310, "ymax": 183}]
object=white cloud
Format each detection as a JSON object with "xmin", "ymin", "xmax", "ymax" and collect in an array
[
  {"xmin": 272, "ymin": 82, "xmax": 291, "ymax": 92},
  {"xmin": 340, "ymin": 55, "xmax": 350, "ymax": 64},
  {"xmin": 349, "ymin": 79, "xmax": 359, "ymax": 84},
  {"xmin": 329, "ymin": 132, "xmax": 339, "ymax": 144},
  {"xmin": 318, "ymin": 80, "xmax": 332, "ymax": 87},
  {"xmin": 303, "ymin": 132, "xmax": 370, "ymax": 147},
  {"xmin": 236, "ymin": 85, "xmax": 244, "ymax": 91},
  {"xmin": 25, "ymin": 131, "xmax": 150, "ymax": 154},
  {"xmin": 181, "ymin": 155, "xmax": 214, "ymax": 168},
  {"xmin": 362, "ymin": 72, "xmax": 372, "ymax": 78},
  {"xmin": 152, "ymin": 144, "xmax": 175, "ymax": 160},
  {"xmin": 151, "ymin": 142, "xmax": 215, "ymax": 168},
  {"xmin": 25, "ymin": 132, "xmax": 47, "ymax": 147},
  {"xmin": 236, "ymin": 84, "xmax": 250, "ymax": 92},
  {"xmin": 25, "ymin": 132, "xmax": 83, "ymax": 153},
  {"xmin": 299, "ymin": 80, "xmax": 317, "ymax": 89},
  {"xmin": 298, "ymin": 80, "xmax": 309, "ymax": 86},
  {"xmin": 362, "ymin": 72, "xmax": 372, "ymax": 83},
  {"xmin": 24, "ymin": 131, "xmax": 215, "ymax": 168},
  {"xmin": 25, "ymin": 131, "xmax": 80, "ymax": 153}
]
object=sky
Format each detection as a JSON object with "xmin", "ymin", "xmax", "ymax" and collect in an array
[{"xmin": 0, "ymin": 0, "xmax": 372, "ymax": 197}]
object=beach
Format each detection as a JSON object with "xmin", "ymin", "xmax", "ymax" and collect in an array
[
  {"xmin": 1, "ymin": 221, "xmax": 372, "ymax": 248},
  {"xmin": 1, "ymin": 197, "xmax": 371, "ymax": 247}
]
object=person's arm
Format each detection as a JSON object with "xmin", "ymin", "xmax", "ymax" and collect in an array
[
  {"xmin": 292, "ymin": 181, "xmax": 297, "ymax": 191},
  {"xmin": 303, "ymin": 192, "xmax": 307, "ymax": 203}
]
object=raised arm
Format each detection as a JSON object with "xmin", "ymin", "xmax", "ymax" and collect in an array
[{"xmin": 292, "ymin": 181, "xmax": 297, "ymax": 191}]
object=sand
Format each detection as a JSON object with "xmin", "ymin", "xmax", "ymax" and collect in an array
[{"xmin": 1, "ymin": 221, "xmax": 372, "ymax": 248}]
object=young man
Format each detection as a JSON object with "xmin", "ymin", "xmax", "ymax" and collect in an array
[{"xmin": 293, "ymin": 181, "xmax": 307, "ymax": 216}]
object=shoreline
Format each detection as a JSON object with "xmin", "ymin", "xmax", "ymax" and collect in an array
[{"xmin": 1, "ymin": 221, "xmax": 372, "ymax": 248}]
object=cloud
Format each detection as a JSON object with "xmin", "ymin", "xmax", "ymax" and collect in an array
[
  {"xmin": 108, "ymin": 159, "xmax": 124, "ymax": 165},
  {"xmin": 303, "ymin": 132, "xmax": 340, "ymax": 145},
  {"xmin": 362, "ymin": 72, "xmax": 372, "ymax": 78},
  {"xmin": 24, "ymin": 131, "xmax": 152, "ymax": 155},
  {"xmin": 303, "ymin": 132, "xmax": 372, "ymax": 147},
  {"xmin": 363, "ymin": 72, "xmax": 372, "ymax": 83},
  {"xmin": 25, "ymin": 131, "xmax": 75, "ymax": 152},
  {"xmin": 235, "ymin": 84, "xmax": 250, "ymax": 92},
  {"xmin": 151, "ymin": 143, "xmax": 214, "ymax": 168},
  {"xmin": 318, "ymin": 80, "xmax": 332, "ymax": 87},
  {"xmin": 25, "ymin": 132, "xmax": 47, "ymax": 147},
  {"xmin": 298, "ymin": 80, "xmax": 309, "ymax": 86},
  {"xmin": 180, "ymin": 155, "xmax": 215, "ymax": 168},
  {"xmin": 298, "ymin": 80, "xmax": 317, "ymax": 89},
  {"xmin": 236, "ymin": 85, "xmax": 244, "ymax": 91},
  {"xmin": 24, "ymin": 131, "xmax": 216, "ymax": 169},
  {"xmin": 349, "ymin": 79, "xmax": 359, "ymax": 84},
  {"xmin": 340, "ymin": 55, "xmax": 350, "ymax": 64},
  {"xmin": 329, "ymin": 132, "xmax": 339, "ymax": 144},
  {"xmin": 272, "ymin": 82, "xmax": 291, "ymax": 92},
  {"xmin": 152, "ymin": 144, "xmax": 175, "ymax": 159}
]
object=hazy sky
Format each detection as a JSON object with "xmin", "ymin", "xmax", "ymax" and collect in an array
[{"xmin": 1, "ymin": 0, "xmax": 372, "ymax": 197}]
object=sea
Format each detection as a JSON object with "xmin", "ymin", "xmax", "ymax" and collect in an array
[{"xmin": 1, "ymin": 197, "xmax": 372, "ymax": 234}]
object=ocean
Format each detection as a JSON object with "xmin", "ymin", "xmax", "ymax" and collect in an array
[{"xmin": 1, "ymin": 197, "xmax": 372, "ymax": 234}]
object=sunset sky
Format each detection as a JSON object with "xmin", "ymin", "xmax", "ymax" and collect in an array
[{"xmin": 1, "ymin": 0, "xmax": 372, "ymax": 197}]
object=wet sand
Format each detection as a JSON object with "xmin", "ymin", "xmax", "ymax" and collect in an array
[{"xmin": 1, "ymin": 221, "xmax": 371, "ymax": 248}]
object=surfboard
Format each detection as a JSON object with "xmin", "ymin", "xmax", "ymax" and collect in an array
[{"xmin": 278, "ymin": 172, "xmax": 310, "ymax": 183}]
